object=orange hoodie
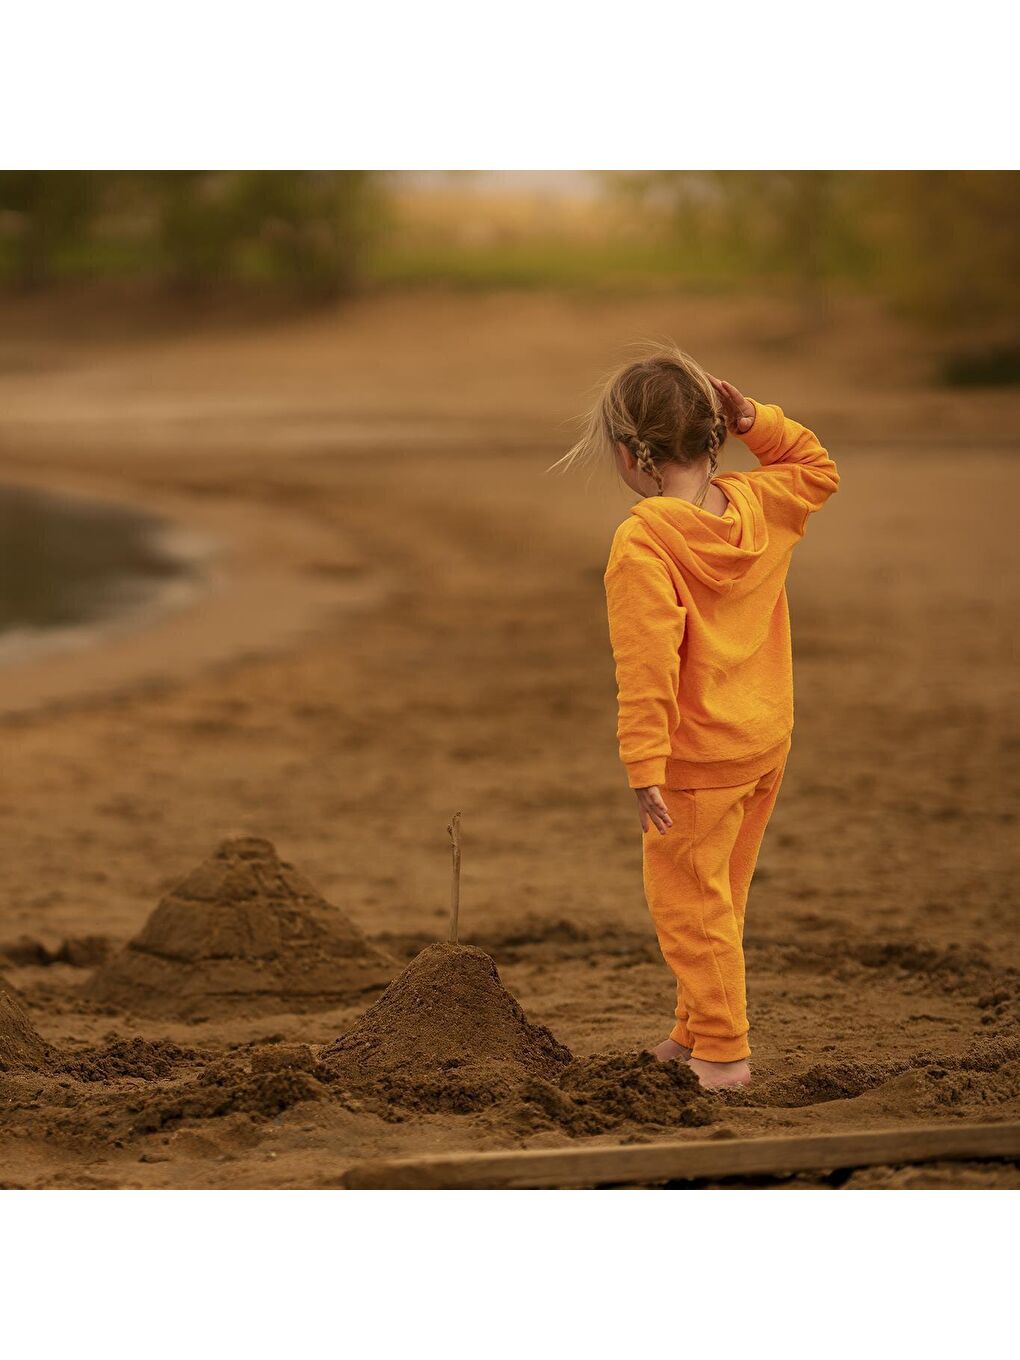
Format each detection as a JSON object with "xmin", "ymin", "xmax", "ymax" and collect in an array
[{"xmin": 603, "ymin": 399, "xmax": 839, "ymax": 790}]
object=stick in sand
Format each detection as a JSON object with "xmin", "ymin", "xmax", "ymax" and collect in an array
[{"xmin": 447, "ymin": 812, "xmax": 461, "ymax": 943}]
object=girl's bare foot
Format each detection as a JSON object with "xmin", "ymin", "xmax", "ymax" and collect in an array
[
  {"xmin": 688, "ymin": 1057, "xmax": 751, "ymax": 1090},
  {"xmin": 650, "ymin": 1038, "xmax": 692, "ymax": 1062}
]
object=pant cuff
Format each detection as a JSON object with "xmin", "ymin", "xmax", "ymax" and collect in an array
[
  {"xmin": 690, "ymin": 1035, "xmax": 750, "ymax": 1062},
  {"xmin": 669, "ymin": 1022, "xmax": 694, "ymax": 1049}
]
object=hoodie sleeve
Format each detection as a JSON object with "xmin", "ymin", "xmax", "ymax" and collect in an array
[
  {"xmin": 604, "ymin": 551, "xmax": 687, "ymax": 789},
  {"xmin": 738, "ymin": 399, "xmax": 839, "ymax": 527}
]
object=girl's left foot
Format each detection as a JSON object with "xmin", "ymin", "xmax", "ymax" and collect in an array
[
  {"xmin": 688, "ymin": 1057, "xmax": 751, "ymax": 1090},
  {"xmin": 649, "ymin": 1038, "xmax": 692, "ymax": 1062}
]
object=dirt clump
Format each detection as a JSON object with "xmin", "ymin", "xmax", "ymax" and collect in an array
[
  {"xmin": 0, "ymin": 935, "xmax": 113, "ymax": 968},
  {"xmin": 55, "ymin": 936, "xmax": 114, "ymax": 968},
  {"xmin": 87, "ymin": 836, "xmax": 395, "ymax": 1019},
  {"xmin": 560, "ymin": 1052, "xmax": 713, "ymax": 1131},
  {"xmin": 1, "ymin": 938, "xmax": 51, "ymax": 967},
  {"xmin": 494, "ymin": 1052, "xmax": 714, "ymax": 1136},
  {"xmin": 336, "ymin": 1059, "xmax": 531, "ymax": 1120},
  {"xmin": 0, "ymin": 990, "xmax": 52, "ymax": 1072},
  {"xmin": 744, "ymin": 1059, "xmax": 900, "ymax": 1108},
  {"xmin": 319, "ymin": 942, "xmax": 572, "ymax": 1115},
  {"xmin": 249, "ymin": 1043, "xmax": 318, "ymax": 1074},
  {"xmin": 126, "ymin": 1063, "xmax": 328, "ymax": 1135},
  {"xmin": 58, "ymin": 1037, "xmax": 201, "ymax": 1083},
  {"xmin": 950, "ymin": 1035, "xmax": 1020, "ymax": 1070}
]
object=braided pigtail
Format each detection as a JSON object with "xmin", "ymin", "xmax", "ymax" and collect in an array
[
  {"xmin": 633, "ymin": 439, "xmax": 664, "ymax": 496},
  {"xmin": 705, "ymin": 415, "xmax": 725, "ymax": 476}
]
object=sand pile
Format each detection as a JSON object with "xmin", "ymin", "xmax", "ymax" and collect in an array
[
  {"xmin": 0, "ymin": 990, "xmax": 51, "ymax": 1072},
  {"xmin": 320, "ymin": 942, "xmax": 572, "ymax": 1106},
  {"xmin": 88, "ymin": 836, "xmax": 395, "ymax": 1019},
  {"xmin": 488, "ymin": 1052, "xmax": 715, "ymax": 1136}
]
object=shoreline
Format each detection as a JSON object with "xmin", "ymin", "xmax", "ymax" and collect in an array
[
  {"xmin": 0, "ymin": 465, "xmax": 382, "ymax": 720},
  {"xmin": 0, "ymin": 482, "xmax": 218, "ymax": 670}
]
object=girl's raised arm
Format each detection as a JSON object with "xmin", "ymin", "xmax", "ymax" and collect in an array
[{"xmin": 709, "ymin": 374, "xmax": 839, "ymax": 519}]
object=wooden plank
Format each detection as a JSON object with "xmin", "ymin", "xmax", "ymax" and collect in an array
[{"xmin": 341, "ymin": 1121, "xmax": 1020, "ymax": 1189}]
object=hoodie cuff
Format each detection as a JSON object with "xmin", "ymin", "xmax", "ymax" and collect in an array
[
  {"xmin": 625, "ymin": 757, "xmax": 667, "ymax": 789},
  {"xmin": 737, "ymin": 398, "xmax": 783, "ymax": 459}
]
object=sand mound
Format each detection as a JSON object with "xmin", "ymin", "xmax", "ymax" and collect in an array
[
  {"xmin": 88, "ymin": 836, "xmax": 395, "ymax": 1019},
  {"xmin": 0, "ymin": 990, "xmax": 51, "ymax": 1072},
  {"xmin": 490, "ymin": 1052, "xmax": 714, "ymax": 1136},
  {"xmin": 320, "ymin": 942, "xmax": 572, "ymax": 1088}
]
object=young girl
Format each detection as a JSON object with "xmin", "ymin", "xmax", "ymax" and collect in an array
[{"xmin": 560, "ymin": 347, "xmax": 838, "ymax": 1090}]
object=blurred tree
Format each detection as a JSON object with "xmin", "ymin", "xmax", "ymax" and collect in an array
[
  {"xmin": 609, "ymin": 170, "xmax": 865, "ymax": 327},
  {"xmin": 0, "ymin": 171, "xmax": 381, "ymax": 297},
  {"xmin": 0, "ymin": 171, "xmax": 103, "ymax": 288},
  {"xmin": 145, "ymin": 171, "xmax": 242, "ymax": 288},
  {"xmin": 145, "ymin": 171, "xmax": 378, "ymax": 295},
  {"xmin": 859, "ymin": 171, "xmax": 1020, "ymax": 335},
  {"xmin": 608, "ymin": 170, "xmax": 1019, "ymax": 348},
  {"xmin": 234, "ymin": 171, "xmax": 377, "ymax": 296}
]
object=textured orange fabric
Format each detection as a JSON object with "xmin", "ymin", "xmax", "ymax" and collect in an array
[
  {"xmin": 603, "ymin": 399, "xmax": 838, "ymax": 789},
  {"xmin": 642, "ymin": 748, "xmax": 789, "ymax": 1061}
]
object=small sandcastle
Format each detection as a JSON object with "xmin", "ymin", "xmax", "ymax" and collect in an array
[
  {"xmin": 88, "ymin": 836, "xmax": 395, "ymax": 1020},
  {"xmin": 320, "ymin": 815, "xmax": 572, "ymax": 1094},
  {"xmin": 320, "ymin": 941, "xmax": 572, "ymax": 1084},
  {"xmin": 0, "ymin": 990, "xmax": 51, "ymax": 1072}
]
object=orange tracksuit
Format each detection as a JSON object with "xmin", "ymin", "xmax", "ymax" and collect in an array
[{"xmin": 604, "ymin": 399, "xmax": 838, "ymax": 1060}]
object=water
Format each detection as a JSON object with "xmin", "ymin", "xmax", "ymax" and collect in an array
[{"xmin": 0, "ymin": 485, "xmax": 202, "ymax": 658}]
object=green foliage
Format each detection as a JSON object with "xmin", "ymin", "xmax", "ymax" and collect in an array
[
  {"xmin": 0, "ymin": 171, "xmax": 380, "ymax": 297},
  {"xmin": 370, "ymin": 236, "xmax": 688, "ymax": 291},
  {"xmin": 610, "ymin": 171, "xmax": 1020, "ymax": 337},
  {"xmin": 146, "ymin": 171, "xmax": 378, "ymax": 295},
  {"xmin": 0, "ymin": 171, "xmax": 106, "ymax": 287}
]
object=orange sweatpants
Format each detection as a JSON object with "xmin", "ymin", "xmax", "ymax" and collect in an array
[{"xmin": 641, "ymin": 749, "xmax": 789, "ymax": 1062}]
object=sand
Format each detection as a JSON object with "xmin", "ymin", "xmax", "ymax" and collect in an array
[
  {"xmin": 0, "ymin": 991, "xmax": 51, "ymax": 1072},
  {"xmin": 0, "ymin": 289, "xmax": 1017, "ymax": 1188},
  {"xmin": 321, "ymin": 942, "xmax": 572, "ymax": 1080},
  {"xmin": 88, "ymin": 836, "xmax": 395, "ymax": 1018},
  {"xmin": 316, "ymin": 941, "xmax": 566, "ymax": 1118}
]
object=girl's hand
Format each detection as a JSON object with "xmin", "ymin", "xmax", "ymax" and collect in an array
[
  {"xmin": 635, "ymin": 786, "xmax": 673, "ymax": 835},
  {"xmin": 707, "ymin": 374, "xmax": 755, "ymax": 435}
]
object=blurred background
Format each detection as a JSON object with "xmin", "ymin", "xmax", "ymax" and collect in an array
[
  {"xmin": 1, "ymin": 171, "xmax": 1018, "ymax": 372},
  {"xmin": 0, "ymin": 172, "xmax": 1017, "ymax": 1125}
]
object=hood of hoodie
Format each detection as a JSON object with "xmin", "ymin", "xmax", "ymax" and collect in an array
[{"xmin": 628, "ymin": 474, "xmax": 769, "ymax": 594}]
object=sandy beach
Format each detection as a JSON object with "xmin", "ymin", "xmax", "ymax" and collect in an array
[{"xmin": 1, "ymin": 288, "xmax": 1017, "ymax": 1188}]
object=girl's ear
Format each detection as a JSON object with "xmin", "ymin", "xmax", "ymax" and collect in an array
[{"xmin": 616, "ymin": 441, "xmax": 636, "ymax": 471}]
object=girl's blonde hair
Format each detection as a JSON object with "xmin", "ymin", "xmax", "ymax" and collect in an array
[{"xmin": 550, "ymin": 344, "xmax": 727, "ymax": 495}]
